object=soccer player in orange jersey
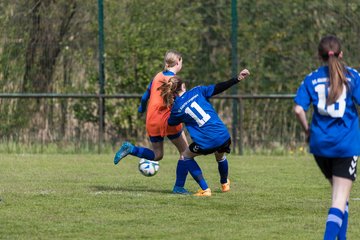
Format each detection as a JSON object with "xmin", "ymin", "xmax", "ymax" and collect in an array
[{"xmin": 114, "ymin": 50, "xmax": 189, "ymax": 194}]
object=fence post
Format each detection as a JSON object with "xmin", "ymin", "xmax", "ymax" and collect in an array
[
  {"xmin": 98, "ymin": 0, "xmax": 105, "ymax": 154},
  {"xmin": 238, "ymin": 97, "xmax": 243, "ymax": 155},
  {"xmin": 231, "ymin": 0, "xmax": 238, "ymax": 154}
]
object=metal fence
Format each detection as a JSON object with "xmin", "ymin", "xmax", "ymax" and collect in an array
[
  {"xmin": 0, "ymin": 93, "xmax": 305, "ymax": 155},
  {"xmin": 1, "ymin": 1, "xmax": 315, "ymax": 154}
]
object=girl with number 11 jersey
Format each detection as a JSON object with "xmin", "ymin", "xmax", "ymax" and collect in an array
[
  {"xmin": 158, "ymin": 69, "xmax": 250, "ymax": 196},
  {"xmin": 168, "ymin": 84, "xmax": 230, "ymax": 150}
]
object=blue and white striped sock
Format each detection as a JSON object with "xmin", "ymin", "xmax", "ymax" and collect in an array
[{"xmin": 324, "ymin": 208, "xmax": 343, "ymax": 240}]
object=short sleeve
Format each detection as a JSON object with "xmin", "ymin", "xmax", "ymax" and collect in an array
[
  {"xmin": 350, "ymin": 68, "xmax": 360, "ymax": 105},
  {"xmin": 294, "ymin": 79, "xmax": 311, "ymax": 111}
]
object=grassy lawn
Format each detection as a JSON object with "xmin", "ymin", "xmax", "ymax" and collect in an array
[{"xmin": 0, "ymin": 153, "xmax": 359, "ymax": 239}]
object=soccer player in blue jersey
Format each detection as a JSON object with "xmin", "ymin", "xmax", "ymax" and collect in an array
[
  {"xmin": 158, "ymin": 69, "xmax": 250, "ymax": 196},
  {"xmin": 294, "ymin": 35, "xmax": 360, "ymax": 240}
]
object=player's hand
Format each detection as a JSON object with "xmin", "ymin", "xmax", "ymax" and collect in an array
[{"xmin": 238, "ymin": 69, "xmax": 250, "ymax": 81}]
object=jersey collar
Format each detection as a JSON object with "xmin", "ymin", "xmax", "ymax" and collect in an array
[{"xmin": 163, "ymin": 70, "xmax": 175, "ymax": 76}]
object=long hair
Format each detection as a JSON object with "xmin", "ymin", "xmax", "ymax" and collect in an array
[
  {"xmin": 157, "ymin": 76, "xmax": 183, "ymax": 107},
  {"xmin": 318, "ymin": 35, "xmax": 348, "ymax": 105},
  {"xmin": 164, "ymin": 50, "xmax": 182, "ymax": 71}
]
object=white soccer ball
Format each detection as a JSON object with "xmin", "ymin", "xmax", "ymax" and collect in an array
[{"xmin": 138, "ymin": 159, "xmax": 159, "ymax": 177}]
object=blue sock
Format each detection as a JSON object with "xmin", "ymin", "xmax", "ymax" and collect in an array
[
  {"xmin": 174, "ymin": 160, "xmax": 188, "ymax": 187},
  {"xmin": 338, "ymin": 202, "xmax": 349, "ymax": 240},
  {"xmin": 324, "ymin": 208, "xmax": 343, "ymax": 240},
  {"xmin": 131, "ymin": 146, "xmax": 155, "ymax": 160},
  {"xmin": 184, "ymin": 157, "xmax": 208, "ymax": 190},
  {"xmin": 217, "ymin": 157, "xmax": 228, "ymax": 184}
]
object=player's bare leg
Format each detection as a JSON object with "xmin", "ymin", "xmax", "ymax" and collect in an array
[
  {"xmin": 331, "ymin": 176, "xmax": 352, "ymax": 212},
  {"xmin": 170, "ymin": 131, "xmax": 188, "ymax": 160},
  {"xmin": 150, "ymin": 141, "xmax": 164, "ymax": 161}
]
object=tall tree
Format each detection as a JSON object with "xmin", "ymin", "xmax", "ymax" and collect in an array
[{"xmin": 23, "ymin": 0, "xmax": 77, "ymax": 93}]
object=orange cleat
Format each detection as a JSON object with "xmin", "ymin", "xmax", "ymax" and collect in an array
[
  {"xmin": 221, "ymin": 179, "xmax": 230, "ymax": 192},
  {"xmin": 193, "ymin": 188, "xmax": 212, "ymax": 197}
]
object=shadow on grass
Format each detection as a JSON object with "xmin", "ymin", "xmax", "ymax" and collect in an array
[{"xmin": 90, "ymin": 185, "xmax": 171, "ymax": 194}]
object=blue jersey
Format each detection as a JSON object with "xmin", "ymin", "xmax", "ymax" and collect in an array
[
  {"xmin": 294, "ymin": 66, "xmax": 360, "ymax": 157},
  {"xmin": 168, "ymin": 85, "xmax": 230, "ymax": 149}
]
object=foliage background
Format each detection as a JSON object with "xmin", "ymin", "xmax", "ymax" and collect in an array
[{"xmin": 0, "ymin": 0, "xmax": 360, "ymax": 153}]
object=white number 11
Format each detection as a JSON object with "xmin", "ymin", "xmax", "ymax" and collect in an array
[{"xmin": 185, "ymin": 102, "xmax": 211, "ymax": 127}]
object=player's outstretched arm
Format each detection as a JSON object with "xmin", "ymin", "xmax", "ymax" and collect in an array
[{"xmin": 212, "ymin": 68, "xmax": 250, "ymax": 96}]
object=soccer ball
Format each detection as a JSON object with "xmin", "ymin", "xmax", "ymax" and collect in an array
[{"xmin": 138, "ymin": 159, "xmax": 159, "ymax": 177}]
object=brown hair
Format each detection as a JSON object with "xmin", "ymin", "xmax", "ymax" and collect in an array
[
  {"xmin": 157, "ymin": 76, "xmax": 184, "ymax": 107},
  {"xmin": 164, "ymin": 50, "xmax": 182, "ymax": 71},
  {"xmin": 318, "ymin": 35, "xmax": 348, "ymax": 105}
]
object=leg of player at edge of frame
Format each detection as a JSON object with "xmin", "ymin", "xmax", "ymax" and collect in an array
[{"xmin": 324, "ymin": 176, "xmax": 353, "ymax": 240}]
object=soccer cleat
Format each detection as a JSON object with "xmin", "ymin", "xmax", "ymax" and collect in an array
[
  {"xmin": 193, "ymin": 188, "xmax": 211, "ymax": 197},
  {"xmin": 114, "ymin": 141, "xmax": 134, "ymax": 165},
  {"xmin": 221, "ymin": 179, "xmax": 230, "ymax": 192},
  {"xmin": 172, "ymin": 186, "xmax": 190, "ymax": 195}
]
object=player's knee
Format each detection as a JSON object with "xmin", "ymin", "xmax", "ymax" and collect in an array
[
  {"xmin": 154, "ymin": 153, "xmax": 164, "ymax": 161},
  {"xmin": 215, "ymin": 155, "xmax": 226, "ymax": 162}
]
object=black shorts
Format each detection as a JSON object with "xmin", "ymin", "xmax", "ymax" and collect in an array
[
  {"xmin": 189, "ymin": 138, "xmax": 231, "ymax": 155},
  {"xmin": 314, "ymin": 155, "xmax": 358, "ymax": 181}
]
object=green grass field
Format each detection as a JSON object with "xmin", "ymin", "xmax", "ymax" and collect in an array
[{"xmin": 0, "ymin": 153, "xmax": 359, "ymax": 239}]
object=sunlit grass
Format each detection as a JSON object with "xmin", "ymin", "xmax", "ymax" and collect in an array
[{"xmin": 0, "ymin": 153, "xmax": 359, "ymax": 239}]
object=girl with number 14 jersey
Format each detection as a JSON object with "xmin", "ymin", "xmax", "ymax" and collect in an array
[
  {"xmin": 295, "ymin": 65, "xmax": 360, "ymax": 157},
  {"xmin": 294, "ymin": 35, "xmax": 360, "ymax": 240}
]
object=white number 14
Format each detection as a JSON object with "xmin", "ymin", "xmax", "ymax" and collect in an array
[{"xmin": 314, "ymin": 84, "xmax": 346, "ymax": 118}]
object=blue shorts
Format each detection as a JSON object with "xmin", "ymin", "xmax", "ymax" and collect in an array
[{"xmin": 149, "ymin": 130, "xmax": 183, "ymax": 143}]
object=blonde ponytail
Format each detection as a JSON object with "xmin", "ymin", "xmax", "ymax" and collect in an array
[{"xmin": 164, "ymin": 50, "xmax": 182, "ymax": 71}]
